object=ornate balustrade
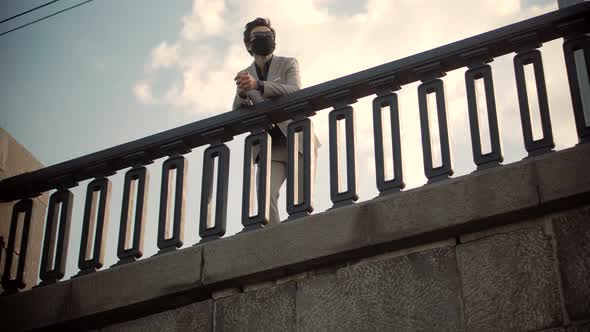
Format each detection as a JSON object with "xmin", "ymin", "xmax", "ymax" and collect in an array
[{"xmin": 1, "ymin": 3, "xmax": 589, "ymax": 294}]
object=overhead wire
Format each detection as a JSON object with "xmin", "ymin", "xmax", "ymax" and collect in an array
[
  {"xmin": 0, "ymin": 0, "xmax": 61, "ymax": 25},
  {"xmin": 0, "ymin": 0, "xmax": 96, "ymax": 38}
]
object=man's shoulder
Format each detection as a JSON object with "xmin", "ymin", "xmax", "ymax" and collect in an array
[{"xmin": 274, "ymin": 55, "xmax": 298, "ymax": 64}]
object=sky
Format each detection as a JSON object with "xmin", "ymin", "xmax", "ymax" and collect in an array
[{"xmin": 0, "ymin": 0, "xmax": 581, "ymax": 280}]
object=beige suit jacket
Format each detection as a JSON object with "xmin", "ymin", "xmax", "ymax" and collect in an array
[{"xmin": 232, "ymin": 55, "xmax": 320, "ymax": 161}]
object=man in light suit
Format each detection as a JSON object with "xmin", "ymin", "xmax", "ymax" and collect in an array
[{"xmin": 233, "ymin": 17, "xmax": 318, "ymax": 225}]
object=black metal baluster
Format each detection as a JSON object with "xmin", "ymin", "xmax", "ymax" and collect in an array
[
  {"xmin": 199, "ymin": 143, "xmax": 230, "ymax": 242},
  {"xmin": 157, "ymin": 154, "xmax": 187, "ymax": 253},
  {"xmin": 514, "ymin": 49, "xmax": 555, "ymax": 156},
  {"xmin": 76, "ymin": 177, "xmax": 111, "ymax": 276},
  {"xmin": 417, "ymin": 78, "xmax": 454, "ymax": 183},
  {"xmin": 286, "ymin": 114, "xmax": 316, "ymax": 220},
  {"xmin": 465, "ymin": 64, "xmax": 503, "ymax": 169},
  {"xmin": 563, "ymin": 35, "xmax": 590, "ymax": 143},
  {"xmin": 115, "ymin": 165, "xmax": 149, "ymax": 265},
  {"xmin": 241, "ymin": 131, "xmax": 271, "ymax": 231},
  {"xmin": 1, "ymin": 199, "xmax": 33, "ymax": 294},
  {"xmin": 328, "ymin": 104, "xmax": 358, "ymax": 208},
  {"xmin": 372, "ymin": 91, "xmax": 405, "ymax": 195},
  {"xmin": 39, "ymin": 189, "xmax": 73, "ymax": 286}
]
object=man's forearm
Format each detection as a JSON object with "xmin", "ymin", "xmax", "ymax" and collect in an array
[{"xmin": 263, "ymin": 82, "xmax": 299, "ymax": 98}]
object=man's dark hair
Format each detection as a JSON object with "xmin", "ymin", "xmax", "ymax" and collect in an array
[{"xmin": 243, "ymin": 17, "xmax": 276, "ymax": 55}]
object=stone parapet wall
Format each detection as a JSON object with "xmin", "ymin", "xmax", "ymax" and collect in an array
[
  {"xmin": 101, "ymin": 205, "xmax": 590, "ymax": 332},
  {"xmin": 1, "ymin": 143, "xmax": 589, "ymax": 331}
]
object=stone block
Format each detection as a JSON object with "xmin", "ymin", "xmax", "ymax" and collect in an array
[
  {"xmin": 70, "ymin": 245, "xmax": 203, "ymax": 317},
  {"xmin": 552, "ymin": 206, "xmax": 590, "ymax": 320},
  {"xmin": 296, "ymin": 247, "xmax": 463, "ymax": 331},
  {"xmin": 0, "ymin": 245, "xmax": 203, "ymax": 331},
  {"xmin": 203, "ymin": 203, "xmax": 369, "ymax": 284},
  {"xmin": 368, "ymin": 160, "xmax": 539, "ymax": 246},
  {"xmin": 457, "ymin": 227, "xmax": 562, "ymax": 331},
  {"xmin": 534, "ymin": 143, "xmax": 590, "ymax": 204},
  {"xmin": 214, "ymin": 282, "xmax": 296, "ymax": 331},
  {"xmin": 459, "ymin": 218, "xmax": 543, "ymax": 243},
  {"xmin": 0, "ymin": 279, "xmax": 73, "ymax": 331},
  {"xmin": 101, "ymin": 300, "xmax": 212, "ymax": 332},
  {"xmin": 567, "ymin": 323, "xmax": 590, "ymax": 332},
  {"xmin": 211, "ymin": 287, "xmax": 241, "ymax": 300}
]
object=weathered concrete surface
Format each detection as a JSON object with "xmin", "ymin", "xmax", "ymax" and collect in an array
[
  {"xmin": 100, "ymin": 300, "xmax": 212, "ymax": 332},
  {"xmin": 0, "ymin": 277, "xmax": 72, "ymax": 331},
  {"xmin": 367, "ymin": 159, "xmax": 539, "ymax": 246},
  {"xmin": 537, "ymin": 326, "xmax": 590, "ymax": 332},
  {"xmin": 0, "ymin": 128, "xmax": 48, "ymax": 293},
  {"xmin": 203, "ymin": 159, "xmax": 540, "ymax": 286},
  {"xmin": 0, "ymin": 245, "xmax": 203, "ymax": 331},
  {"xmin": 535, "ymin": 143, "xmax": 590, "ymax": 204},
  {"xmin": 457, "ymin": 226, "xmax": 562, "ymax": 331},
  {"xmin": 567, "ymin": 323, "xmax": 590, "ymax": 332},
  {"xmin": 215, "ymin": 282, "xmax": 296, "ymax": 331},
  {"xmin": 552, "ymin": 206, "xmax": 590, "ymax": 321},
  {"xmin": 71, "ymin": 245, "xmax": 203, "ymax": 317},
  {"xmin": 203, "ymin": 204, "xmax": 369, "ymax": 284},
  {"xmin": 297, "ymin": 246, "xmax": 463, "ymax": 331}
]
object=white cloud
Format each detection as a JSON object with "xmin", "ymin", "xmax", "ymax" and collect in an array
[
  {"xmin": 181, "ymin": 0, "xmax": 227, "ymax": 41},
  {"xmin": 133, "ymin": 81, "xmax": 155, "ymax": 104},
  {"xmin": 134, "ymin": 0, "xmax": 577, "ymax": 200},
  {"xmin": 149, "ymin": 41, "xmax": 180, "ymax": 70}
]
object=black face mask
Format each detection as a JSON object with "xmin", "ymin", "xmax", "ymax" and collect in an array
[{"xmin": 250, "ymin": 35, "xmax": 275, "ymax": 56}]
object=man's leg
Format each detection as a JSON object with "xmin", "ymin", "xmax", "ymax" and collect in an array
[
  {"xmin": 255, "ymin": 148, "xmax": 307, "ymax": 225},
  {"xmin": 268, "ymin": 161, "xmax": 287, "ymax": 224}
]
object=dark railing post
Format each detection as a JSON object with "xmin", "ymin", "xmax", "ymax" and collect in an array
[
  {"xmin": 370, "ymin": 76, "xmax": 405, "ymax": 195},
  {"xmin": 464, "ymin": 62, "xmax": 504, "ymax": 170},
  {"xmin": 563, "ymin": 34, "xmax": 590, "ymax": 143},
  {"xmin": 115, "ymin": 160, "xmax": 150, "ymax": 266},
  {"xmin": 241, "ymin": 116, "xmax": 273, "ymax": 231},
  {"xmin": 327, "ymin": 90, "xmax": 359, "ymax": 209},
  {"xmin": 39, "ymin": 188, "xmax": 73, "ymax": 286},
  {"xmin": 513, "ymin": 47, "xmax": 555, "ymax": 157},
  {"xmin": 1, "ymin": 199, "xmax": 33, "ymax": 294},
  {"xmin": 76, "ymin": 176, "xmax": 111, "ymax": 276},
  {"xmin": 286, "ymin": 103, "xmax": 316, "ymax": 220},
  {"xmin": 199, "ymin": 139, "xmax": 230, "ymax": 242},
  {"xmin": 156, "ymin": 141, "xmax": 190, "ymax": 254},
  {"xmin": 416, "ymin": 64, "xmax": 454, "ymax": 183}
]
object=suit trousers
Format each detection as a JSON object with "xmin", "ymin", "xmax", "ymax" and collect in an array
[{"xmin": 256, "ymin": 152, "xmax": 307, "ymax": 225}]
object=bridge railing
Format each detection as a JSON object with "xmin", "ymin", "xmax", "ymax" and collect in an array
[{"xmin": 1, "ymin": 3, "xmax": 589, "ymax": 294}]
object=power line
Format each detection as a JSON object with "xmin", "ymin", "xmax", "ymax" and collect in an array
[
  {"xmin": 0, "ymin": 0, "xmax": 61, "ymax": 25},
  {"xmin": 0, "ymin": 0, "xmax": 96, "ymax": 38}
]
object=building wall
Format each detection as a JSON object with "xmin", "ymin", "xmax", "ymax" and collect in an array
[{"xmin": 0, "ymin": 128, "xmax": 47, "ymax": 293}]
